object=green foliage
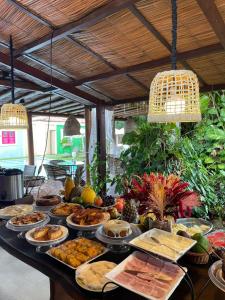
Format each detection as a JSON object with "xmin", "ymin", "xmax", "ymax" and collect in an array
[
  {"xmin": 88, "ymin": 146, "xmax": 111, "ymax": 195},
  {"xmin": 114, "ymin": 92, "xmax": 225, "ymax": 218}
]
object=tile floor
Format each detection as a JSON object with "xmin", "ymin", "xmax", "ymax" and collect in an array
[{"xmin": 0, "ymin": 247, "xmax": 49, "ymax": 300}]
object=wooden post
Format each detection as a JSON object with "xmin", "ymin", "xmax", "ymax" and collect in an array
[
  {"xmin": 84, "ymin": 107, "xmax": 91, "ymax": 183},
  {"xmin": 27, "ymin": 113, "xmax": 34, "ymax": 165},
  {"xmin": 96, "ymin": 105, "xmax": 106, "ymax": 194}
]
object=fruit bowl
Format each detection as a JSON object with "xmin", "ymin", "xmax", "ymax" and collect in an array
[{"xmin": 185, "ymin": 245, "xmax": 212, "ymax": 264}]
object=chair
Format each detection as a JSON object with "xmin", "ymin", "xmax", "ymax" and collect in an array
[
  {"xmin": 43, "ymin": 164, "xmax": 68, "ymax": 182},
  {"xmin": 23, "ymin": 165, "xmax": 36, "ymax": 176}
]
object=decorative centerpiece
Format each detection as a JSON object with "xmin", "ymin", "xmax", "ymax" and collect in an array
[{"xmin": 122, "ymin": 173, "xmax": 200, "ymax": 231}]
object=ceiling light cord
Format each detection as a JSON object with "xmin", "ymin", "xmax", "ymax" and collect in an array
[
  {"xmin": 171, "ymin": 0, "xmax": 177, "ymax": 70},
  {"xmin": 9, "ymin": 35, "xmax": 15, "ymax": 104}
]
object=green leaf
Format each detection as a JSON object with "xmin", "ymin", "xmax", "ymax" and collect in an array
[
  {"xmin": 218, "ymin": 164, "xmax": 225, "ymax": 170},
  {"xmin": 204, "ymin": 156, "xmax": 214, "ymax": 164},
  {"xmin": 200, "ymin": 95, "xmax": 210, "ymax": 113},
  {"xmin": 208, "ymin": 108, "xmax": 218, "ymax": 115}
]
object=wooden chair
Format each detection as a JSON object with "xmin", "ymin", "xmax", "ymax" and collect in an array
[{"xmin": 43, "ymin": 164, "xmax": 68, "ymax": 182}]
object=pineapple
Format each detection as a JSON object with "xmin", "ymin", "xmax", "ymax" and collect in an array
[
  {"xmin": 69, "ymin": 166, "xmax": 84, "ymax": 199},
  {"xmin": 122, "ymin": 200, "xmax": 139, "ymax": 224}
]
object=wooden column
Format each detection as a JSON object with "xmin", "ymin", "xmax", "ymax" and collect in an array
[
  {"xmin": 96, "ymin": 105, "xmax": 106, "ymax": 193},
  {"xmin": 27, "ymin": 113, "xmax": 34, "ymax": 165},
  {"xmin": 84, "ymin": 107, "xmax": 91, "ymax": 183}
]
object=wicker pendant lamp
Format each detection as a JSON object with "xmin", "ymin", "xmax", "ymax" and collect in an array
[
  {"xmin": 0, "ymin": 36, "xmax": 28, "ymax": 129},
  {"xmin": 148, "ymin": 0, "xmax": 201, "ymax": 123},
  {"xmin": 63, "ymin": 115, "xmax": 81, "ymax": 136}
]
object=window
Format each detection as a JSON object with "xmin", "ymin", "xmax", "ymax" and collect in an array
[{"xmin": 2, "ymin": 131, "xmax": 16, "ymax": 144}]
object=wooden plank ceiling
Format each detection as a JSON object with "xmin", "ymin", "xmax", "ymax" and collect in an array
[{"xmin": 0, "ymin": 0, "xmax": 224, "ymax": 118}]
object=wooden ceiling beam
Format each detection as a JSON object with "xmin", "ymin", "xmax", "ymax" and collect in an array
[
  {"xmin": 0, "ymin": 78, "xmax": 46, "ymax": 91},
  {"xmin": 110, "ymin": 83, "xmax": 225, "ymax": 106},
  {"xmin": 31, "ymin": 111, "xmax": 84, "ymax": 118},
  {"xmin": 51, "ymin": 102, "xmax": 81, "ymax": 112},
  {"xmin": 34, "ymin": 100, "xmax": 81, "ymax": 112},
  {"xmin": 0, "ymin": 50, "xmax": 105, "ymax": 106},
  {"xmin": 29, "ymin": 97, "xmax": 67, "ymax": 110},
  {"xmin": 14, "ymin": 0, "xmax": 140, "ymax": 56},
  {"xmin": 56, "ymin": 107, "xmax": 84, "ymax": 114},
  {"xmin": 197, "ymin": 0, "xmax": 225, "ymax": 51},
  {"xmin": 75, "ymin": 43, "xmax": 223, "ymax": 84},
  {"xmin": 129, "ymin": 4, "xmax": 207, "ymax": 86}
]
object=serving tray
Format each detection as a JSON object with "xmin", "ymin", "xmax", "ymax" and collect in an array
[{"xmin": 46, "ymin": 237, "xmax": 108, "ymax": 270}]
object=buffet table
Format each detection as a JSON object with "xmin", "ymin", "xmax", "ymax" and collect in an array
[{"xmin": 0, "ymin": 222, "xmax": 224, "ymax": 300}]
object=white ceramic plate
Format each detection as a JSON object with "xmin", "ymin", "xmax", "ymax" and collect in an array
[
  {"xmin": 66, "ymin": 212, "xmax": 110, "ymax": 231},
  {"xmin": 209, "ymin": 260, "xmax": 225, "ymax": 292},
  {"xmin": 76, "ymin": 261, "xmax": 118, "ymax": 292},
  {"xmin": 129, "ymin": 228, "xmax": 196, "ymax": 262},
  {"xmin": 8, "ymin": 212, "xmax": 47, "ymax": 227},
  {"xmin": 106, "ymin": 251, "xmax": 186, "ymax": 300},
  {"xmin": 0, "ymin": 204, "xmax": 33, "ymax": 220},
  {"xmin": 6, "ymin": 214, "xmax": 50, "ymax": 232},
  {"xmin": 25, "ymin": 225, "xmax": 68, "ymax": 246}
]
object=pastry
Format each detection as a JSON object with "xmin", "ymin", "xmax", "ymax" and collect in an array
[
  {"xmin": 48, "ymin": 226, "xmax": 63, "ymax": 240},
  {"xmin": 104, "ymin": 220, "xmax": 131, "ymax": 238},
  {"xmin": 77, "ymin": 261, "xmax": 117, "ymax": 291},
  {"xmin": 71, "ymin": 208, "xmax": 107, "ymax": 225},
  {"xmin": 36, "ymin": 195, "xmax": 61, "ymax": 206},
  {"xmin": 10, "ymin": 212, "xmax": 45, "ymax": 225},
  {"xmin": 49, "ymin": 238, "xmax": 105, "ymax": 269},
  {"xmin": 51, "ymin": 203, "xmax": 83, "ymax": 217},
  {"xmin": 33, "ymin": 226, "xmax": 49, "ymax": 240},
  {"xmin": 32, "ymin": 225, "xmax": 63, "ymax": 241}
]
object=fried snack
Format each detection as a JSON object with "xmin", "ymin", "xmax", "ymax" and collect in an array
[
  {"xmin": 71, "ymin": 208, "xmax": 105, "ymax": 225},
  {"xmin": 49, "ymin": 238, "xmax": 105, "ymax": 268},
  {"xmin": 51, "ymin": 203, "xmax": 83, "ymax": 217}
]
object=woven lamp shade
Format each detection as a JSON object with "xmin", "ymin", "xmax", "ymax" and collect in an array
[
  {"xmin": 0, "ymin": 103, "xmax": 28, "ymax": 129},
  {"xmin": 148, "ymin": 70, "xmax": 201, "ymax": 123},
  {"xmin": 63, "ymin": 115, "xmax": 80, "ymax": 136}
]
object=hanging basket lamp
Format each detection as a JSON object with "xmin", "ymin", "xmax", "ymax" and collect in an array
[
  {"xmin": 148, "ymin": 0, "xmax": 201, "ymax": 123},
  {"xmin": 0, "ymin": 36, "xmax": 28, "ymax": 129},
  {"xmin": 0, "ymin": 103, "xmax": 28, "ymax": 129},
  {"xmin": 63, "ymin": 115, "xmax": 81, "ymax": 136}
]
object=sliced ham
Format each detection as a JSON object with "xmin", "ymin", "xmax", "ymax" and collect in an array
[{"xmin": 131, "ymin": 276, "xmax": 166, "ymax": 299}]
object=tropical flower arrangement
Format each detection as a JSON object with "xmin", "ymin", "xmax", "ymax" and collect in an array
[{"xmin": 123, "ymin": 173, "xmax": 200, "ymax": 220}]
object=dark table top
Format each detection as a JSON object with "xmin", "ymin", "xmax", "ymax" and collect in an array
[{"xmin": 0, "ymin": 221, "xmax": 224, "ymax": 300}]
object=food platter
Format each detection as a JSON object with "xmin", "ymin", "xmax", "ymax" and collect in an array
[
  {"xmin": 25, "ymin": 225, "xmax": 68, "ymax": 246},
  {"xmin": 174, "ymin": 218, "xmax": 213, "ymax": 236},
  {"xmin": 208, "ymin": 260, "xmax": 225, "ymax": 293},
  {"xmin": 76, "ymin": 261, "xmax": 118, "ymax": 292},
  {"xmin": 106, "ymin": 251, "xmax": 186, "ymax": 300},
  {"xmin": 48, "ymin": 203, "xmax": 83, "ymax": 219},
  {"xmin": 66, "ymin": 211, "xmax": 110, "ymax": 231},
  {"xmin": 96, "ymin": 224, "xmax": 142, "ymax": 253},
  {"xmin": 129, "ymin": 228, "xmax": 196, "ymax": 262},
  {"xmin": 6, "ymin": 212, "xmax": 50, "ymax": 232},
  {"xmin": 46, "ymin": 237, "xmax": 108, "ymax": 270},
  {"xmin": 0, "ymin": 204, "xmax": 33, "ymax": 220}
]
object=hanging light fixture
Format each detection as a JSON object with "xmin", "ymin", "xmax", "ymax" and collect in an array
[
  {"xmin": 63, "ymin": 115, "xmax": 81, "ymax": 136},
  {"xmin": 0, "ymin": 36, "xmax": 28, "ymax": 129},
  {"xmin": 148, "ymin": 0, "xmax": 201, "ymax": 123}
]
